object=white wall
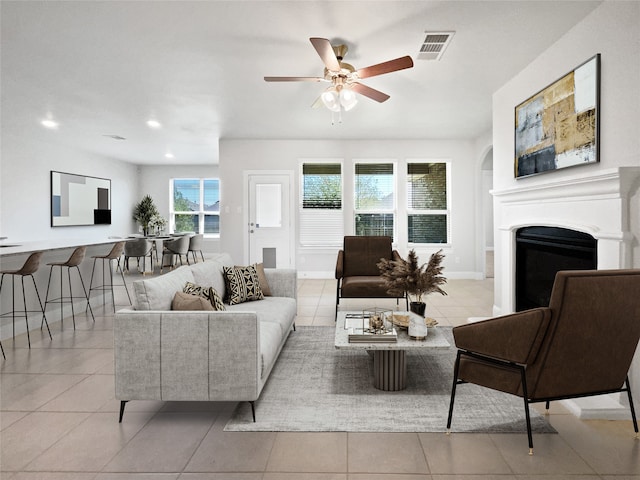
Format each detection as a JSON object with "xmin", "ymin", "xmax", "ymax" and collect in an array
[
  {"xmin": 0, "ymin": 135, "xmax": 138, "ymax": 243},
  {"xmin": 137, "ymin": 164, "xmax": 221, "ymax": 253},
  {"xmin": 219, "ymin": 138, "xmax": 484, "ymax": 278}
]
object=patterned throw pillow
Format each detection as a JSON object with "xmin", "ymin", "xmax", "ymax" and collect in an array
[
  {"xmin": 235, "ymin": 262, "xmax": 271, "ymax": 296},
  {"xmin": 183, "ymin": 281, "xmax": 226, "ymax": 311},
  {"xmin": 223, "ymin": 264, "xmax": 264, "ymax": 305}
]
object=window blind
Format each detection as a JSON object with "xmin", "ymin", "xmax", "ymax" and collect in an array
[
  {"xmin": 302, "ymin": 163, "xmax": 342, "ymax": 209},
  {"xmin": 299, "ymin": 210, "xmax": 344, "ymax": 246},
  {"xmin": 355, "ymin": 163, "xmax": 394, "ymax": 210},
  {"xmin": 407, "ymin": 162, "xmax": 447, "ymax": 210},
  {"xmin": 406, "ymin": 162, "xmax": 448, "ymax": 244},
  {"xmin": 300, "ymin": 163, "xmax": 343, "ymax": 246}
]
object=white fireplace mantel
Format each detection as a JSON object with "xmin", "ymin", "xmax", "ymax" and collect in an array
[{"xmin": 493, "ymin": 166, "xmax": 640, "ymax": 420}]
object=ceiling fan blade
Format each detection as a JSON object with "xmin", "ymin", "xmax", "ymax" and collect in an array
[
  {"xmin": 311, "ymin": 96, "xmax": 324, "ymax": 109},
  {"xmin": 264, "ymin": 76, "xmax": 325, "ymax": 82},
  {"xmin": 351, "ymin": 82, "xmax": 390, "ymax": 103},
  {"xmin": 356, "ymin": 55, "xmax": 414, "ymax": 79},
  {"xmin": 310, "ymin": 37, "xmax": 341, "ymax": 72}
]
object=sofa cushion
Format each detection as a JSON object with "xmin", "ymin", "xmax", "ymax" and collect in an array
[
  {"xmin": 171, "ymin": 291, "xmax": 214, "ymax": 311},
  {"xmin": 183, "ymin": 281, "xmax": 226, "ymax": 311},
  {"xmin": 226, "ymin": 297, "xmax": 296, "ymax": 337},
  {"xmin": 133, "ymin": 266, "xmax": 196, "ymax": 310},
  {"xmin": 223, "ymin": 264, "xmax": 264, "ymax": 305},
  {"xmin": 190, "ymin": 253, "xmax": 234, "ymax": 299}
]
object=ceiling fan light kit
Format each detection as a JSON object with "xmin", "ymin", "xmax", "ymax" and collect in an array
[{"xmin": 264, "ymin": 37, "xmax": 413, "ymax": 122}]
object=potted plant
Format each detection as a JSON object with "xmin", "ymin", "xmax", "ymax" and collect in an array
[
  {"xmin": 149, "ymin": 214, "xmax": 167, "ymax": 236},
  {"xmin": 133, "ymin": 195, "xmax": 159, "ymax": 236},
  {"xmin": 377, "ymin": 249, "xmax": 447, "ymax": 317}
]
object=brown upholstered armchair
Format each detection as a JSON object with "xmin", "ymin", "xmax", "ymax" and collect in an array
[
  {"xmin": 335, "ymin": 236, "xmax": 408, "ymax": 318},
  {"xmin": 447, "ymin": 269, "xmax": 640, "ymax": 455}
]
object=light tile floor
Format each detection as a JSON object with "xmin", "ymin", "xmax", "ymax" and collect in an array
[{"xmin": 1, "ymin": 270, "xmax": 639, "ymax": 479}]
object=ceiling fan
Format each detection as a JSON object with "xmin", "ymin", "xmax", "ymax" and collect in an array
[{"xmin": 264, "ymin": 37, "xmax": 414, "ymax": 112}]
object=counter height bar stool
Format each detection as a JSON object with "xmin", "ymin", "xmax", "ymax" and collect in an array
[
  {"xmin": 0, "ymin": 251, "xmax": 52, "ymax": 348},
  {"xmin": 42, "ymin": 246, "xmax": 94, "ymax": 330},
  {"xmin": 87, "ymin": 241, "xmax": 131, "ymax": 312}
]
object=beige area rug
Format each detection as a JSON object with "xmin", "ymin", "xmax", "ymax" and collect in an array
[{"xmin": 224, "ymin": 326, "xmax": 557, "ymax": 434}]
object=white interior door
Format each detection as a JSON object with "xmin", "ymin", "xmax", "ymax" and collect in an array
[{"xmin": 248, "ymin": 173, "xmax": 293, "ymax": 268}]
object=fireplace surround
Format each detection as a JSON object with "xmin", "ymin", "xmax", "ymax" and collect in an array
[{"xmin": 493, "ymin": 166, "xmax": 640, "ymax": 419}]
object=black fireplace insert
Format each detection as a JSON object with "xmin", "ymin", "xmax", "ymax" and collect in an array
[{"xmin": 515, "ymin": 226, "xmax": 597, "ymax": 311}]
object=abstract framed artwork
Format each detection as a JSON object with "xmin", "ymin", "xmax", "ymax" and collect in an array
[
  {"xmin": 51, "ymin": 171, "xmax": 111, "ymax": 227},
  {"xmin": 515, "ymin": 54, "xmax": 600, "ymax": 178}
]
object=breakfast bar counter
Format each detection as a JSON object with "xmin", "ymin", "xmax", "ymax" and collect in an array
[{"xmin": 0, "ymin": 238, "xmax": 121, "ymax": 258}]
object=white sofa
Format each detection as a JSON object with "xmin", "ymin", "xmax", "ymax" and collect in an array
[{"xmin": 114, "ymin": 253, "xmax": 297, "ymax": 422}]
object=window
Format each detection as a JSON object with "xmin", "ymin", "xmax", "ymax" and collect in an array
[
  {"xmin": 407, "ymin": 162, "xmax": 449, "ymax": 244},
  {"xmin": 171, "ymin": 178, "xmax": 220, "ymax": 236},
  {"xmin": 299, "ymin": 162, "xmax": 343, "ymax": 246},
  {"xmin": 354, "ymin": 162, "xmax": 395, "ymax": 238}
]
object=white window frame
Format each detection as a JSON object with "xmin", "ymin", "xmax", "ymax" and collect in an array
[
  {"xmin": 353, "ymin": 160, "xmax": 397, "ymax": 240},
  {"xmin": 170, "ymin": 178, "xmax": 220, "ymax": 238},
  {"xmin": 298, "ymin": 159, "xmax": 344, "ymax": 247},
  {"xmin": 406, "ymin": 160, "xmax": 451, "ymax": 246}
]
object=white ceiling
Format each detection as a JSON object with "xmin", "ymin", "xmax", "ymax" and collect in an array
[{"xmin": 1, "ymin": 1, "xmax": 601, "ymax": 165}]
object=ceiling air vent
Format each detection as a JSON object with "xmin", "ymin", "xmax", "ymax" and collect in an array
[
  {"xmin": 103, "ymin": 134, "xmax": 126, "ymax": 140},
  {"xmin": 417, "ymin": 32, "xmax": 454, "ymax": 61}
]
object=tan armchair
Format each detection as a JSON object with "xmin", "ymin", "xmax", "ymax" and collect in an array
[
  {"xmin": 447, "ymin": 269, "xmax": 640, "ymax": 455},
  {"xmin": 335, "ymin": 236, "xmax": 408, "ymax": 318}
]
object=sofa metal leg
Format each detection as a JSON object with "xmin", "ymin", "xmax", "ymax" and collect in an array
[
  {"xmin": 119, "ymin": 400, "xmax": 128, "ymax": 423},
  {"xmin": 249, "ymin": 401, "xmax": 256, "ymax": 422}
]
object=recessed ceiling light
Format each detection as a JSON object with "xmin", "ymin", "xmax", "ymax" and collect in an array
[
  {"xmin": 41, "ymin": 119, "xmax": 59, "ymax": 129},
  {"xmin": 165, "ymin": 152, "xmax": 175, "ymax": 159},
  {"xmin": 146, "ymin": 119, "xmax": 162, "ymax": 129}
]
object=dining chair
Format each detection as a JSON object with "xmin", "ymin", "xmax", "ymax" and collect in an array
[
  {"xmin": 161, "ymin": 235, "xmax": 190, "ymax": 272},
  {"xmin": 124, "ymin": 238, "xmax": 154, "ymax": 274},
  {"xmin": 188, "ymin": 234, "xmax": 205, "ymax": 263}
]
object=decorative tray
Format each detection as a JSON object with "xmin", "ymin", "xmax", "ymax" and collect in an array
[{"xmin": 390, "ymin": 313, "xmax": 438, "ymax": 329}]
